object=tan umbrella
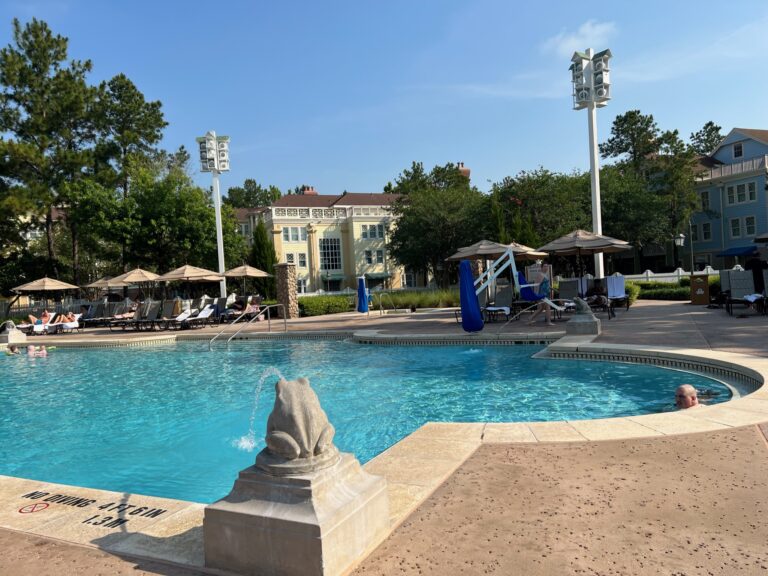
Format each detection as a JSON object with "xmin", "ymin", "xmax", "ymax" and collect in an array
[
  {"xmin": 224, "ymin": 264, "xmax": 272, "ymax": 294},
  {"xmin": 83, "ymin": 276, "xmax": 127, "ymax": 289},
  {"xmin": 537, "ymin": 229, "xmax": 631, "ymax": 255},
  {"xmin": 446, "ymin": 240, "xmax": 548, "ymax": 261},
  {"xmin": 157, "ymin": 264, "xmax": 221, "ymax": 282},
  {"xmin": 12, "ymin": 276, "xmax": 79, "ymax": 292},
  {"xmin": 111, "ymin": 268, "xmax": 161, "ymax": 284}
]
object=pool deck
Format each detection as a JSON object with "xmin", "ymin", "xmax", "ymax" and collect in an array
[{"xmin": 2, "ymin": 300, "xmax": 768, "ymax": 575}]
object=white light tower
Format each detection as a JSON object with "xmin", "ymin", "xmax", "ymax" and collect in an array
[
  {"xmin": 570, "ymin": 48, "xmax": 612, "ymax": 277},
  {"xmin": 196, "ymin": 130, "xmax": 231, "ymax": 298}
]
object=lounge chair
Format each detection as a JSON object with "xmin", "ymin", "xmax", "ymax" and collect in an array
[
  {"xmin": 163, "ymin": 308, "xmax": 196, "ymax": 330},
  {"xmin": 513, "ymin": 272, "xmax": 566, "ymax": 319},
  {"xmin": 45, "ymin": 313, "xmax": 83, "ymax": 334},
  {"xmin": 483, "ymin": 285, "xmax": 515, "ymax": 322},
  {"xmin": 185, "ymin": 305, "xmax": 216, "ymax": 328},
  {"xmin": 724, "ymin": 270, "xmax": 761, "ymax": 316},
  {"xmin": 109, "ymin": 301, "xmax": 149, "ymax": 331},
  {"xmin": 606, "ymin": 276, "xmax": 630, "ymax": 313}
]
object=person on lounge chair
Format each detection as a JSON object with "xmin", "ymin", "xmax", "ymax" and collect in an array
[
  {"xmin": 28, "ymin": 310, "xmax": 51, "ymax": 325},
  {"xmin": 585, "ymin": 280, "xmax": 609, "ymax": 308},
  {"xmin": 527, "ymin": 263, "xmax": 554, "ymax": 326}
]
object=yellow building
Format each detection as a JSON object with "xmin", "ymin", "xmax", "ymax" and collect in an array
[{"xmin": 265, "ymin": 188, "xmax": 405, "ymax": 293}]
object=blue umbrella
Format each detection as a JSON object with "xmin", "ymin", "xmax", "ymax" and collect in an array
[
  {"xmin": 357, "ymin": 277, "xmax": 369, "ymax": 314},
  {"xmin": 459, "ymin": 260, "xmax": 484, "ymax": 332}
]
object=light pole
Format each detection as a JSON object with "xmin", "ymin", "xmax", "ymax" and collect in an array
[
  {"xmin": 673, "ymin": 233, "xmax": 685, "ymax": 271},
  {"xmin": 196, "ymin": 130, "xmax": 230, "ymax": 298},
  {"xmin": 570, "ymin": 48, "xmax": 612, "ymax": 278}
]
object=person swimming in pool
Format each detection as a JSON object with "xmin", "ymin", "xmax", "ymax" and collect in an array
[
  {"xmin": 6, "ymin": 345, "xmax": 20, "ymax": 355},
  {"xmin": 675, "ymin": 384, "xmax": 700, "ymax": 409}
]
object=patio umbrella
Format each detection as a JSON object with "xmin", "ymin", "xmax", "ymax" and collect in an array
[
  {"xmin": 538, "ymin": 229, "xmax": 631, "ymax": 276},
  {"xmin": 111, "ymin": 268, "xmax": 161, "ymax": 284},
  {"xmin": 156, "ymin": 265, "xmax": 221, "ymax": 282},
  {"xmin": 12, "ymin": 277, "xmax": 79, "ymax": 292},
  {"xmin": 83, "ymin": 276, "xmax": 128, "ymax": 289},
  {"xmin": 224, "ymin": 264, "xmax": 272, "ymax": 294},
  {"xmin": 446, "ymin": 240, "xmax": 548, "ymax": 261}
]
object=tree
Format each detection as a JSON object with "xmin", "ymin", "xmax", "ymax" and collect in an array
[
  {"xmin": 388, "ymin": 162, "xmax": 489, "ymax": 287},
  {"xmin": 599, "ymin": 110, "xmax": 662, "ymax": 175},
  {"xmin": 248, "ymin": 219, "xmax": 277, "ymax": 298},
  {"xmin": 0, "ymin": 18, "xmax": 97, "ymax": 277},
  {"xmin": 93, "ymin": 73, "xmax": 166, "ymax": 196},
  {"xmin": 689, "ymin": 121, "xmax": 723, "ymax": 155},
  {"xmin": 489, "ymin": 169, "xmax": 590, "ymax": 247},
  {"xmin": 224, "ymin": 179, "xmax": 281, "ymax": 208}
]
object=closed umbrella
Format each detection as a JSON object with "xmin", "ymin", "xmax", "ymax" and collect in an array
[{"xmin": 356, "ymin": 277, "xmax": 369, "ymax": 314}]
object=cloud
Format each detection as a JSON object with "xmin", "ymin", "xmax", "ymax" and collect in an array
[{"xmin": 542, "ymin": 20, "xmax": 617, "ymax": 58}]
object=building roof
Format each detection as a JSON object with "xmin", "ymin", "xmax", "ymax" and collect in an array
[
  {"xmin": 232, "ymin": 207, "xmax": 268, "ymax": 220},
  {"xmin": 332, "ymin": 193, "xmax": 400, "ymax": 206},
  {"xmin": 272, "ymin": 194, "xmax": 338, "ymax": 208},
  {"xmin": 271, "ymin": 192, "xmax": 400, "ymax": 208},
  {"xmin": 734, "ymin": 128, "xmax": 768, "ymax": 146}
]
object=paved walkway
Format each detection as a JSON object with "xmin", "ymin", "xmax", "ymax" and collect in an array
[{"xmin": 2, "ymin": 300, "xmax": 768, "ymax": 575}]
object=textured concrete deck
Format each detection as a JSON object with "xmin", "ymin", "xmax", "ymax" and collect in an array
[{"xmin": 2, "ymin": 300, "xmax": 768, "ymax": 575}]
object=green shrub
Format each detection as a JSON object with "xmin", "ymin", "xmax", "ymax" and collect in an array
[
  {"xmin": 374, "ymin": 289, "xmax": 460, "ymax": 310},
  {"xmin": 638, "ymin": 287, "xmax": 690, "ymax": 300},
  {"xmin": 298, "ymin": 295, "xmax": 351, "ymax": 317},
  {"xmin": 625, "ymin": 282, "xmax": 641, "ymax": 305}
]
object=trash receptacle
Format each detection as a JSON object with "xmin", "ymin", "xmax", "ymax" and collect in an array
[{"xmin": 690, "ymin": 275, "xmax": 709, "ymax": 305}]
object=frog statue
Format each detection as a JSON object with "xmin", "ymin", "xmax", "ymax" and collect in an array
[{"xmin": 255, "ymin": 377, "xmax": 340, "ymax": 475}]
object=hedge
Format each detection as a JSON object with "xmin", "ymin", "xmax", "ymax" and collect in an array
[
  {"xmin": 298, "ymin": 295, "xmax": 351, "ymax": 317},
  {"xmin": 636, "ymin": 287, "xmax": 691, "ymax": 300}
]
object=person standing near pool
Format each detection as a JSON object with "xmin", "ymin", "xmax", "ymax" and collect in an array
[{"xmin": 675, "ymin": 384, "xmax": 700, "ymax": 409}]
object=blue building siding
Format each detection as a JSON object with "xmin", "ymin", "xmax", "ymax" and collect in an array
[{"xmin": 691, "ymin": 129, "xmax": 768, "ymax": 267}]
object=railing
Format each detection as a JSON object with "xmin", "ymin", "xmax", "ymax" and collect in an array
[
  {"xmin": 697, "ymin": 155, "xmax": 767, "ymax": 182},
  {"xmin": 374, "ymin": 292, "xmax": 404, "ymax": 315},
  {"xmin": 208, "ymin": 303, "xmax": 287, "ymax": 350}
]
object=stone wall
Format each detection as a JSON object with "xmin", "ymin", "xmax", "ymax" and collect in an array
[{"xmin": 276, "ymin": 263, "xmax": 299, "ymax": 319}]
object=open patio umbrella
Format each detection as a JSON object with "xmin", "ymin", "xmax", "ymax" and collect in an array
[
  {"xmin": 446, "ymin": 240, "xmax": 548, "ymax": 262},
  {"xmin": 12, "ymin": 276, "xmax": 79, "ymax": 292},
  {"xmin": 538, "ymin": 229, "xmax": 631, "ymax": 276},
  {"xmin": 224, "ymin": 264, "xmax": 272, "ymax": 295},
  {"xmin": 111, "ymin": 268, "xmax": 161, "ymax": 284},
  {"xmin": 156, "ymin": 265, "xmax": 221, "ymax": 282},
  {"xmin": 83, "ymin": 276, "xmax": 128, "ymax": 289}
]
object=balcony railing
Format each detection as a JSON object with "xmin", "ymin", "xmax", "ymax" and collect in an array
[{"xmin": 697, "ymin": 155, "xmax": 767, "ymax": 182}]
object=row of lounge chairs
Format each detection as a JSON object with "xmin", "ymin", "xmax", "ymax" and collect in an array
[
  {"xmin": 477, "ymin": 274, "xmax": 629, "ymax": 322},
  {"xmin": 17, "ymin": 313, "xmax": 82, "ymax": 335}
]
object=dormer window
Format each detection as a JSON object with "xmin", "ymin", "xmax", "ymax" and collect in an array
[{"xmin": 733, "ymin": 142, "xmax": 743, "ymax": 158}]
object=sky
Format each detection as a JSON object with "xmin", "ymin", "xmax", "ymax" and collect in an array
[{"xmin": 1, "ymin": 1, "xmax": 767, "ymax": 196}]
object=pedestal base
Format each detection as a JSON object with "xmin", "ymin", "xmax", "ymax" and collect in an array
[
  {"xmin": 565, "ymin": 313, "xmax": 601, "ymax": 335},
  {"xmin": 0, "ymin": 331, "xmax": 27, "ymax": 345},
  {"xmin": 204, "ymin": 452, "xmax": 389, "ymax": 576}
]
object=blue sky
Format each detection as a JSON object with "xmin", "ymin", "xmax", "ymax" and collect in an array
[{"xmin": 1, "ymin": 1, "xmax": 767, "ymax": 196}]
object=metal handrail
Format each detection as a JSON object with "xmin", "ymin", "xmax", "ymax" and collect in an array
[
  {"xmin": 208, "ymin": 303, "xmax": 287, "ymax": 350},
  {"xmin": 374, "ymin": 292, "xmax": 402, "ymax": 315}
]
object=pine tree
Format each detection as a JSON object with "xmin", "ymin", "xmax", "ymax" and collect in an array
[{"xmin": 248, "ymin": 219, "xmax": 277, "ymax": 298}]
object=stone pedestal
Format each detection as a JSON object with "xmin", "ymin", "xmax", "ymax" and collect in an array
[
  {"xmin": 0, "ymin": 329, "xmax": 27, "ymax": 345},
  {"xmin": 565, "ymin": 312, "xmax": 601, "ymax": 335},
  {"xmin": 276, "ymin": 263, "xmax": 299, "ymax": 320},
  {"xmin": 204, "ymin": 452, "xmax": 390, "ymax": 576}
]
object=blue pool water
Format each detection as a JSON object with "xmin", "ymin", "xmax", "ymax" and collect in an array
[{"xmin": 1, "ymin": 341, "xmax": 730, "ymax": 503}]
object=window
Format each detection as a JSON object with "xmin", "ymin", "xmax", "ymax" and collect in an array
[
  {"xmin": 319, "ymin": 238, "xmax": 342, "ymax": 270},
  {"xmin": 286, "ymin": 253, "xmax": 295, "ymax": 264},
  {"xmin": 702, "ymin": 222, "xmax": 712, "ymax": 241},
  {"xmin": 365, "ymin": 250, "xmax": 372, "ymax": 264},
  {"xmin": 282, "ymin": 226, "xmax": 306, "ymax": 242},
  {"xmin": 377, "ymin": 224, "xmax": 385, "ymax": 238},
  {"xmin": 734, "ymin": 142, "xmax": 743, "ymax": 158},
  {"xmin": 726, "ymin": 181, "xmax": 757, "ymax": 205},
  {"xmin": 298, "ymin": 253, "xmax": 307, "ymax": 267},
  {"xmin": 297, "ymin": 278, "xmax": 307, "ymax": 294},
  {"xmin": 376, "ymin": 250, "xmax": 384, "ymax": 264},
  {"xmin": 690, "ymin": 224, "xmax": 698, "ymax": 242},
  {"xmin": 239, "ymin": 223, "xmax": 251, "ymax": 236},
  {"xmin": 745, "ymin": 216, "xmax": 756, "ymax": 236},
  {"xmin": 361, "ymin": 225, "xmax": 368, "ymax": 239},
  {"xmin": 700, "ymin": 191, "xmax": 709, "ymax": 211},
  {"xmin": 730, "ymin": 218, "xmax": 741, "ymax": 238}
]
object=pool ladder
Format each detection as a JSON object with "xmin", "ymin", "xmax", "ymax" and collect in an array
[{"xmin": 208, "ymin": 304, "xmax": 287, "ymax": 350}]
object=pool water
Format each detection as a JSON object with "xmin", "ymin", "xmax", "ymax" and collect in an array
[{"xmin": 0, "ymin": 341, "xmax": 730, "ymax": 503}]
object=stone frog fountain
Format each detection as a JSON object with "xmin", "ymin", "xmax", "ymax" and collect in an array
[
  {"xmin": 205, "ymin": 376, "xmax": 390, "ymax": 576},
  {"xmin": 256, "ymin": 376, "xmax": 341, "ymax": 475}
]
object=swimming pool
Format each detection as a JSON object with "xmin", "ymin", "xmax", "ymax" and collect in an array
[{"xmin": 1, "ymin": 341, "xmax": 730, "ymax": 503}]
